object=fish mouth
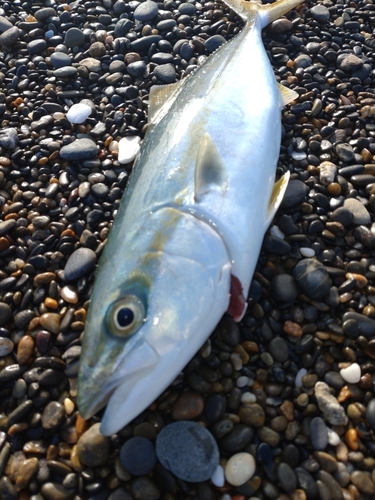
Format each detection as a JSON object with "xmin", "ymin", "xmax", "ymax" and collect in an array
[{"xmin": 78, "ymin": 339, "xmax": 160, "ymax": 422}]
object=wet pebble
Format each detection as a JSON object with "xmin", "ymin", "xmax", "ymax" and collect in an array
[
  {"xmin": 64, "ymin": 248, "xmax": 97, "ymax": 281},
  {"xmin": 77, "ymin": 423, "xmax": 111, "ymax": 467}
]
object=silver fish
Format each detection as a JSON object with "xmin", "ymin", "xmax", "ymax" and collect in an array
[{"xmin": 78, "ymin": 0, "xmax": 303, "ymax": 435}]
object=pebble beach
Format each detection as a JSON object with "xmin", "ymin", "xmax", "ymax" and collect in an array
[{"xmin": 1, "ymin": 0, "xmax": 375, "ymax": 498}]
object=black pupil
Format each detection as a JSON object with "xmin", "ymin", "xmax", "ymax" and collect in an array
[{"xmin": 117, "ymin": 307, "xmax": 134, "ymax": 328}]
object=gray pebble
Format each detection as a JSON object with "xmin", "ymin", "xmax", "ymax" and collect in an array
[
  {"xmin": 343, "ymin": 312, "xmax": 375, "ymax": 337},
  {"xmin": 64, "ymin": 248, "xmax": 97, "ymax": 281},
  {"xmin": 131, "ymin": 477, "xmax": 160, "ymax": 500},
  {"xmin": 0, "ymin": 16, "xmax": 13, "ymax": 33},
  {"xmin": 366, "ymin": 399, "xmax": 375, "ymax": 431},
  {"xmin": 114, "ymin": 18, "xmax": 134, "ymax": 37},
  {"xmin": 0, "ymin": 302, "xmax": 12, "ymax": 327},
  {"xmin": 343, "ymin": 198, "xmax": 370, "ymax": 225},
  {"xmin": 27, "ymin": 39, "xmax": 47, "ymax": 55},
  {"xmin": 154, "ymin": 63, "xmax": 177, "ymax": 83},
  {"xmin": 65, "ymin": 27, "xmax": 85, "ymax": 48},
  {"xmin": 205, "ymin": 35, "xmax": 226, "ymax": 53},
  {"xmin": 268, "ymin": 337, "xmax": 289, "ymax": 362},
  {"xmin": 120, "ymin": 437, "xmax": 156, "ymax": 475},
  {"xmin": 337, "ymin": 54, "xmax": 363, "ymax": 72},
  {"xmin": 134, "ymin": 1, "xmax": 158, "ymax": 21},
  {"xmin": 50, "ymin": 52, "xmax": 72, "ymax": 68},
  {"xmin": 310, "ymin": 417, "xmax": 328, "ymax": 450},
  {"xmin": 272, "ymin": 274, "xmax": 298, "ymax": 303},
  {"xmin": 281, "ymin": 179, "xmax": 308, "ymax": 208},
  {"xmin": 156, "ymin": 421, "xmax": 219, "ymax": 482},
  {"xmin": 60, "ymin": 138, "xmax": 98, "ymax": 160},
  {"xmin": 0, "ymin": 128, "xmax": 18, "ymax": 149},
  {"xmin": 310, "ymin": 4, "xmax": 330, "ymax": 23},
  {"xmin": 277, "ymin": 462, "xmax": 297, "ymax": 494},
  {"xmin": 314, "ymin": 381, "xmax": 348, "ymax": 426},
  {"xmin": 293, "ymin": 258, "xmax": 331, "ymax": 300},
  {"xmin": 294, "ymin": 54, "xmax": 312, "ymax": 69},
  {"xmin": 0, "ymin": 26, "xmax": 20, "ymax": 46}
]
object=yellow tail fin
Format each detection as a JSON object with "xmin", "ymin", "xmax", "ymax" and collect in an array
[{"xmin": 223, "ymin": 0, "xmax": 304, "ymax": 28}]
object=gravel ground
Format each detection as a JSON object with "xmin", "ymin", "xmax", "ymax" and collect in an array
[{"xmin": 1, "ymin": 0, "xmax": 375, "ymax": 499}]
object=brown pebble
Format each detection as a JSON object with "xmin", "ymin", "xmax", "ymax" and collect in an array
[
  {"xmin": 338, "ymin": 386, "xmax": 352, "ymax": 403},
  {"xmin": 280, "ymin": 400, "xmax": 294, "ymax": 421},
  {"xmin": 234, "ymin": 344, "xmax": 250, "ymax": 364},
  {"xmin": 16, "ymin": 335, "xmax": 35, "ymax": 365},
  {"xmin": 39, "ymin": 313, "xmax": 60, "ymax": 334},
  {"xmin": 70, "ymin": 445, "xmax": 83, "ymax": 472},
  {"xmin": 242, "ymin": 341, "xmax": 259, "ymax": 353},
  {"xmin": 0, "ymin": 237, "xmax": 10, "ymax": 252},
  {"xmin": 44, "ymin": 297, "xmax": 58, "ymax": 309},
  {"xmin": 33, "ymin": 272, "xmax": 56, "ymax": 285},
  {"xmin": 171, "ymin": 391, "xmax": 204, "ymax": 420},
  {"xmin": 14, "ymin": 457, "xmax": 39, "ymax": 490},
  {"xmin": 345, "ymin": 428, "xmax": 359, "ymax": 451},
  {"xmin": 327, "ymin": 182, "xmax": 341, "ymax": 196},
  {"xmin": 77, "ymin": 423, "xmax": 111, "ymax": 467},
  {"xmin": 76, "ymin": 413, "xmax": 89, "ymax": 439},
  {"xmin": 350, "ymin": 471, "xmax": 375, "ymax": 495},
  {"xmin": 239, "ymin": 403, "xmax": 265, "ymax": 428},
  {"xmin": 313, "ymin": 451, "xmax": 338, "ymax": 473},
  {"xmin": 270, "ymin": 415, "xmax": 288, "ymax": 432},
  {"xmin": 283, "ymin": 321, "xmax": 303, "ymax": 337}
]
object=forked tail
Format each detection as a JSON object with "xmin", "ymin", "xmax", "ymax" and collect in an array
[{"xmin": 223, "ymin": 0, "xmax": 304, "ymax": 28}]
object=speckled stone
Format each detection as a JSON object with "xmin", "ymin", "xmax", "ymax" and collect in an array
[
  {"xmin": 156, "ymin": 421, "xmax": 219, "ymax": 482},
  {"xmin": 77, "ymin": 423, "xmax": 111, "ymax": 467},
  {"xmin": 315, "ymin": 382, "xmax": 348, "ymax": 425},
  {"xmin": 41, "ymin": 401, "xmax": 65, "ymax": 430}
]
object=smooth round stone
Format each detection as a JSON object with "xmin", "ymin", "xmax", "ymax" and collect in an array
[
  {"xmin": 294, "ymin": 54, "xmax": 312, "ymax": 69},
  {"xmin": 0, "ymin": 302, "xmax": 12, "ymax": 327},
  {"xmin": 238, "ymin": 403, "xmax": 265, "ymax": 427},
  {"xmin": 310, "ymin": 417, "xmax": 328, "ymax": 451},
  {"xmin": 205, "ymin": 35, "xmax": 226, "ymax": 53},
  {"xmin": 16, "ymin": 335, "xmax": 34, "ymax": 365},
  {"xmin": 120, "ymin": 437, "xmax": 156, "ymax": 476},
  {"xmin": 127, "ymin": 61, "xmax": 147, "ymax": 78},
  {"xmin": 134, "ymin": 1, "xmax": 158, "ymax": 21},
  {"xmin": 64, "ymin": 248, "xmax": 97, "ymax": 281},
  {"xmin": 66, "ymin": 103, "xmax": 92, "ymax": 124},
  {"xmin": 131, "ymin": 477, "xmax": 160, "ymax": 500},
  {"xmin": 271, "ymin": 273, "xmax": 298, "ymax": 303},
  {"xmin": 281, "ymin": 179, "xmax": 308, "ymax": 208},
  {"xmin": 77, "ymin": 423, "xmax": 111, "ymax": 467},
  {"xmin": 156, "ymin": 421, "xmax": 219, "ymax": 482},
  {"xmin": 41, "ymin": 401, "xmax": 65, "ymax": 430},
  {"xmin": 0, "ymin": 26, "xmax": 20, "ymax": 47},
  {"xmin": 351, "ymin": 471, "xmax": 375, "ymax": 495},
  {"xmin": 295, "ymin": 468, "xmax": 319, "ymax": 498},
  {"xmin": 171, "ymin": 391, "xmax": 204, "ymax": 420},
  {"xmin": 224, "ymin": 452, "xmax": 255, "ymax": 486},
  {"xmin": 178, "ymin": 2, "xmax": 196, "ymax": 14},
  {"xmin": 0, "ymin": 337, "xmax": 13, "ymax": 357},
  {"xmin": 263, "ymin": 235, "xmax": 291, "ymax": 255},
  {"xmin": 277, "ymin": 462, "xmax": 297, "ymax": 494},
  {"xmin": 366, "ymin": 399, "xmax": 375, "ymax": 431},
  {"xmin": 118, "ymin": 136, "xmax": 141, "ymax": 164},
  {"xmin": 50, "ymin": 52, "xmax": 72, "ymax": 68},
  {"xmin": 310, "ymin": 4, "xmax": 330, "ymax": 23},
  {"xmin": 293, "ymin": 258, "xmax": 331, "ymax": 300},
  {"xmin": 268, "ymin": 337, "xmax": 289, "ymax": 362},
  {"xmin": 319, "ymin": 161, "xmax": 336, "ymax": 185},
  {"xmin": 27, "ymin": 39, "xmax": 47, "ymax": 54},
  {"xmin": 300, "ymin": 247, "xmax": 315, "ymax": 257},
  {"xmin": 343, "ymin": 198, "xmax": 370, "ymax": 225},
  {"xmin": 327, "ymin": 428, "xmax": 340, "ymax": 446},
  {"xmin": 154, "ymin": 64, "xmax": 176, "ymax": 83},
  {"xmin": 340, "ymin": 363, "xmax": 361, "ymax": 383},
  {"xmin": 204, "ymin": 394, "xmax": 226, "ymax": 422},
  {"xmin": 60, "ymin": 138, "xmax": 98, "ymax": 160},
  {"xmin": 338, "ymin": 54, "xmax": 363, "ymax": 72},
  {"xmin": 220, "ymin": 424, "xmax": 253, "ymax": 453},
  {"xmin": 65, "ymin": 27, "xmax": 85, "ymax": 48},
  {"xmin": 41, "ymin": 483, "xmax": 75, "ymax": 500},
  {"xmin": 256, "ymin": 442, "xmax": 272, "ymax": 465},
  {"xmin": 331, "ymin": 207, "xmax": 353, "ymax": 226},
  {"xmin": 295, "ymin": 368, "xmax": 307, "ymax": 388},
  {"xmin": 40, "ymin": 313, "xmax": 60, "ymax": 335}
]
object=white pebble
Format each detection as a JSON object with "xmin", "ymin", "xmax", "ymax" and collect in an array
[
  {"xmin": 64, "ymin": 397, "xmax": 75, "ymax": 415},
  {"xmin": 0, "ymin": 338, "xmax": 14, "ymax": 357},
  {"xmin": 237, "ymin": 376, "xmax": 250, "ymax": 388},
  {"xmin": 118, "ymin": 136, "xmax": 141, "ymax": 164},
  {"xmin": 53, "ymin": 112, "xmax": 65, "ymax": 120},
  {"xmin": 241, "ymin": 392, "xmax": 257, "ymax": 404},
  {"xmin": 270, "ymin": 225, "xmax": 285, "ymax": 239},
  {"xmin": 225, "ymin": 452, "xmax": 256, "ymax": 486},
  {"xmin": 295, "ymin": 368, "xmax": 307, "ymax": 388},
  {"xmin": 327, "ymin": 428, "xmax": 341, "ymax": 446},
  {"xmin": 109, "ymin": 140, "xmax": 119, "ymax": 152},
  {"xmin": 211, "ymin": 464, "xmax": 225, "ymax": 487},
  {"xmin": 340, "ymin": 363, "xmax": 361, "ymax": 384},
  {"xmin": 230, "ymin": 352, "xmax": 243, "ymax": 371},
  {"xmin": 300, "ymin": 247, "xmax": 315, "ymax": 257},
  {"xmin": 66, "ymin": 103, "xmax": 92, "ymax": 124},
  {"xmin": 61, "ymin": 285, "xmax": 79, "ymax": 304}
]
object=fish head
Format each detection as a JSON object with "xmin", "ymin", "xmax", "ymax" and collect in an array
[{"xmin": 78, "ymin": 207, "xmax": 231, "ymax": 435}]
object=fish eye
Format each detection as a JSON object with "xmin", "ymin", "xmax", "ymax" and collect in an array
[{"xmin": 106, "ymin": 295, "xmax": 145, "ymax": 338}]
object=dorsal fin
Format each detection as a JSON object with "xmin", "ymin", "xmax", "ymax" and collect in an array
[
  {"xmin": 277, "ymin": 83, "xmax": 299, "ymax": 106},
  {"xmin": 194, "ymin": 133, "xmax": 227, "ymax": 202},
  {"xmin": 265, "ymin": 170, "xmax": 290, "ymax": 227},
  {"xmin": 148, "ymin": 81, "xmax": 183, "ymax": 125}
]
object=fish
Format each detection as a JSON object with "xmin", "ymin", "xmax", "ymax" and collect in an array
[{"xmin": 78, "ymin": 0, "xmax": 303, "ymax": 436}]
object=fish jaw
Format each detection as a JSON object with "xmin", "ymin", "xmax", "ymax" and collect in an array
[{"xmin": 78, "ymin": 208, "xmax": 232, "ymax": 434}]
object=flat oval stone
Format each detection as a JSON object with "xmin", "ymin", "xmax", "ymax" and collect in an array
[
  {"xmin": 156, "ymin": 421, "xmax": 219, "ymax": 482},
  {"xmin": 60, "ymin": 138, "xmax": 98, "ymax": 160},
  {"xmin": 0, "ymin": 302, "xmax": 12, "ymax": 327},
  {"xmin": 64, "ymin": 248, "xmax": 96, "ymax": 281},
  {"xmin": 172, "ymin": 391, "xmax": 204, "ymax": 420},
  {"xmin": 0, "ymin": 337, "xmax": 13, "ymax": 357},
  {"xmin": 293, "ymin": 258, "xmax": 331, "ymax": 299},
  {"xmin": 41, "ymin": 401, "xmax": 65, "ymax": 430},
  {"xmin": 310, "ymin": 417, "xmax": 328, "ymax": 450},
  {"xmin": 134, "ymin": 1, "xmax": 158, "ymax": 21}
]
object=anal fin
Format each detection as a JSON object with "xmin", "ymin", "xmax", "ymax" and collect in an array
[
  {"xmin": 265, "ymin": 171, "xmax": 290, "ymax": 227},
  {"xmin": 195, "ymin": 132, "xmax": 227, "ymax": 202}
]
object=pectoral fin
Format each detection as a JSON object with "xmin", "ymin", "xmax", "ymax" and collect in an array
[
  {"xmin": 265, "ymin": 171, "xmax": 290, "ymax": 227},
  {"xmin": 149, "ymin": 81, "xmax": 184, "ymax": 125},
  {"xmin": 195, "ymin": 133, "xmax": 227, "ymax": 202},
  {"xmin": 278, "ymin": 83, "xmax": 299, "ymax": 106}
]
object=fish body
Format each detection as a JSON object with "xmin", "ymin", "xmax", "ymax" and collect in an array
[{"xmin": 78, "ymin": 0, "xmax": 303, "ymax": 436}]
